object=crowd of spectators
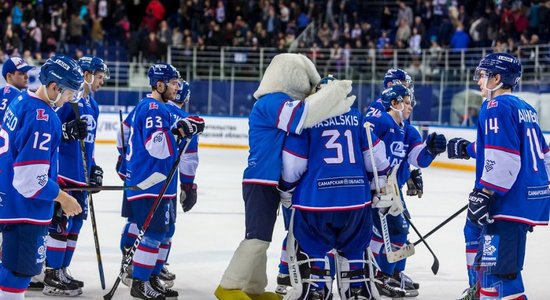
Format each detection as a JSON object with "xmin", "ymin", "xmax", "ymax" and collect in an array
[{"xmin": 0, "ymin": 0, "xmax": 549, "ymax": 73}]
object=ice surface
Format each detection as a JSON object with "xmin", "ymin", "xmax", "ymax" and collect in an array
[{"xmin": 24, "ymin": 145, "xmax": 550, "ymax": 299}]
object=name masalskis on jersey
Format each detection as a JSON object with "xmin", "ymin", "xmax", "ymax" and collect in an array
[
  {"xmin": 518, "ymin": 108, "xmax": 539, "ymax": 124},
  {"xmin": 313, "ymin": 114, "xmax": 359, "ymax": 128}
]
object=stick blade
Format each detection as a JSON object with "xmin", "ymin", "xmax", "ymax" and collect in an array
[
  {"xmin": 387, "ymin": 243, "xmax": 415, "ymax": 263},
  {"xmin": 431, "ymin": 257, "xmax": 440, "ymax": 275},
  {"xmin": 136, "ymin": 172, "xmax": 167, "ymax": 190}
]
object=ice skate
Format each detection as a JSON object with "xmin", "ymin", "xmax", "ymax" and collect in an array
[
  {"xmin": 159, "ymin": 265, "xmax": 176, "ymax": 288},
  {"xmin": 150, "ymin": 275, "xmax": 179, "ymax": 299},
  {"xmin": 63, "ymin": 268, "xmax": 84, "ymax": 288},
  {"xmin": 131, "ymin": 279, "xmax": 166, "ymax": 300},
  {"xmin": 42, "ymin": 268, "xmax": 82, "ymax": 297},
  {"xmin": 374, "ymin": 272, "xmax": 406, "ymax": 299},
  {"xmin": 393, "ymin": 271, "xmax": 419, "ymax": 297}
]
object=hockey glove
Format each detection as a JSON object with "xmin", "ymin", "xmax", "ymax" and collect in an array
[
  {"xmin": 425, "ymin": 132, "xmax": 447, "ymax": 156},
  {"xmin": 180, "ymin": 183, "xmax": 197, "ymax": 212},
  {"xmin": 115, "ymin": 155, "xmax": 126, "ymax": 180},
  {"xmin": 406, "ymin": 169, "xmax": 423, "ymax": 198},
  {"xmin": 89, "ymin": 165, "xmax": 103, "ymax": 193},
  {"xmin": 447, "ymin": 138, "xmax": 471, "ymax": 159},
  {"xmin": 468, "ymin": 189, "xmax": 494, "ymax": 226},
  {"xmin": 62, "ymin": 119, "xmax": 87, "ymax": 141},
  {"xmin": 173, "ymin": 116, "xmax": 205, "ymax": 138}
]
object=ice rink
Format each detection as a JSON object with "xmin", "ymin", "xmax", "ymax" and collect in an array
[{"xmin": 25, "ymin": 145, "xmax": 550, "ymax": 299}]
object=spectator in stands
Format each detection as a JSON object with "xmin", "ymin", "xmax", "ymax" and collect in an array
[
  {"xmin": 381, "ymin": 6, "xmax": 393, "ymax": 32},
  {"xmin": 450, "ymin": 23, "xmax": 470, "ymax": 51},
  {"xmin": 396, "ymin": 18, "xmax": 412, "ymax": 46},
  {"xmin": 397, "ymin": 0, "xmax": 413, "ymax": 27}
]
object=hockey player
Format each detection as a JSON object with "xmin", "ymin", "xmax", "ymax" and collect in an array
[
  {"xmin": 0, "ymin": 55, "xmax": 84, "ymax": 299},
  {"xmin": 125, "ymin": 63, "xmax": 204, "ymax": 300},
  {"xmin": 364, "ymin": 84, "xmax": 447, "ymax": 298},
  {"xmin": 161, "ymin": 80, "xmax": 200, "ymax": 286},
  {"xmin": 448, "ymin": 53, "xmax": 550, "ymax": 300},
  {"xmin": 42, "ymin": 55, "xmax": 109, "ymax": 296},
  {"xmin": 215, "ymin": 53, "xmax": 356, "ymax": 300},
  {"xmin": 279, "ymin": 76, "xmax": 391, "ymax": 300},
  {"xmin": 0, "ymin": 57, "xmax": 34, "ymax": 122}
]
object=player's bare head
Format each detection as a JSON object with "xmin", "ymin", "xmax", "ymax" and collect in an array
[
  {"xmin": 78, "ymin": 55, "xmax": 109, "ymax": 93},
  {"xmin": 2, "ymin": 57, "xmax": 34, "ymax": 90},
  {"xmin": 148, "ymin": 63, "xmax": 182, "ymax": 102},
  {"xmin": 39, "ymin": 55, "xmax": 84, "ymax": 107}
]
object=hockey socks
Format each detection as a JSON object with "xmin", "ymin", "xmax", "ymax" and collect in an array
[
  {"xmin": 132, "ymin": 232, "xmax": 165, "ymax": 281},
  {"xmin": 120, "ymin": 222, "xmax": 139, "ymax": 254},
  {"xmin": 46, "ymin": 233, "xmax": 68, "ymax": 269}
]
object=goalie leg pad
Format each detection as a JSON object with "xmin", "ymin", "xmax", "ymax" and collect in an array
[
  {"xmin": 285, "ymin": 248, "xmax": 332, "ymax": 300},
  {"xmin": 336, "ymin": 252, "xmax": 375, "ymax": 300}
]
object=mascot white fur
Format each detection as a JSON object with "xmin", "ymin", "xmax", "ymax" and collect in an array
[{"xmin": 215, "ymin": 53, "xmax": 355, "ymax": 300}]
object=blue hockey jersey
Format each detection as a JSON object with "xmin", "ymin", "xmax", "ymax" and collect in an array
[
  {"xmin": 0, "ymin": 85, "xmax": 23, "ymax": 123},
  {"xmin": 365, "ymin": 111, "xmax": 435, "ymax": 187},
  {"xmin": 474, "ymin": 94, "xmax": 550, "ymax": 225},
  {"xmin": 56, "ymin": 96, "xmax": 99, "ymax": 186},
  {"xmin": 165, "ymin": 101, "xmax": 199, "ymax": 184},
  {"xmin": 0, "ymin": 91, "xmax": 61, "ymax": 224},
  {"xmin": 243, "ymin": 92, "xmax": 308, "ymax": 185},
  {"xmin": 281, "ymin": 108, "xmax": 390, "ymax": 211},
  {"xmin": 116, "ymin": 109, "xmax": 135, "ymax": 180},
  {"xmin": 125, "ymin": 97, "xmax": 177, "ymax": 201}
]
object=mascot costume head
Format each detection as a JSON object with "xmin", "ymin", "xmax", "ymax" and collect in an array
[{"xmin": 254, "ymin": 53, "xmax": 356, "ymax": 128}]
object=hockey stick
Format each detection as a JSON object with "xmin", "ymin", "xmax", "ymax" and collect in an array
[
  {"xmin": 364, "ymin": 122, "xmax": 402, "ymax": 263},
  {"xmin": 62, "ymin": 172, "xmax": 166, "ymax": 192},
  {"xmin": 103, "ymin": 137, "xmax": 192, "ymax": 300},
  {"xmin": 70, "ymin": 103, "xmax": 106, "ymax": 289},
  {"xmin": 403, "ymin": 213, "xmax": 440, "ymax": 275},
  {"xmin": 391, "ymin": 204, "xmax": 467, "ymax": 260}
]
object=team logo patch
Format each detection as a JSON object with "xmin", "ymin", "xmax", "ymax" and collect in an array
[
  {"xmin": 487, "ymin": 99, "xmax": 498, "ymax": 109},
  {"xmin": 36, "ymin": 109, "xmax": 49, "ymax": 121},
  {"xmin": 480, "ymin": 234, "xmax": 499, "ymax": 267},
  {"xmin": 37, "ymin": 174, "xmax": 48, "ymax": 187},
  {"xmin": 285, "ymin": 101, "xmax": 294, "ymax": 108},
  {"xmin": 153, "ymin": 133, "xmax": 164, "ymax": 143},
  {"xmin": 484, "ymin": 159, "xmax": 495, "ymax": 172},
  {"xmin": 149, "ymin": 102, "xmax": 159, "ymax": 110}
]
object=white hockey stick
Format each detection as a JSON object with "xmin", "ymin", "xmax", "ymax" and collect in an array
[
  {"xmin": 63, "ymin": 172, "xmax": 166, "ymax": 192},
  {"xmin": 364, "ymin": 122, "xmax": 407, "ymax": 263}
]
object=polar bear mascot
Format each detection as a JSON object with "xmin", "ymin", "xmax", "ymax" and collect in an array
[{"xmin": 215, "ymin": 53, "xmax": 355, "ymax": 300}]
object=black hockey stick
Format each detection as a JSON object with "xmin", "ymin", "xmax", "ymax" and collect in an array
[
  {"xmin": 62, "ymin": 172, "xmax": 166, "ymax": 192},
  {"xmin": 391, "ymin": 205, "xmax": 467, "ymax": 260},
  {"xmin": 403, "ymin": 213, "xmax": 439, "ymax": 275},
  {"xmin": 70, "ymin": 103, "xmax": 106, "ymax": 289},
  {"xmin": 412, "ymin": 204, "xmax": 467, "ymax": 244},
  {"xmin": 103, "ymin": 137, "xmax": 192, "ymax": 300}
]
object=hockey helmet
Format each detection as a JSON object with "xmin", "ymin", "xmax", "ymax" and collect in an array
[
  {"xmin": 39, "ymin": 55, "xmax": 84, "ymax": 92},
  {"xmin": 78, "ymin": 55, "xmax": 110, "ymax": 79},
  {"xmin": 315, "ymin": 74, "xmax": 336, "ymax": 92},
  {"xmin": 473, "ymin": 52, "xmax": 522, "ymax": 90},
  {"xmin": 381, "ymin": 84, "xmax": 412, "ymax": 111},
  {"xmin": 174, "ymin": 80, "xmax": 191, "ymax": 104},
  {"xmin": 147, "ymin": 63, "xmax": 181, "ymax": 87},
  {"xmin": 383, "ymin": 68, "xmax": 411, "ymax": 89}
]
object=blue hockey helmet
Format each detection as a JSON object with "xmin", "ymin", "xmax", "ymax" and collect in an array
[
  {"xmin": 39, "ymin": 55, "xmax": 84, "ymax": 92},
  {"xmin": 147, "ymin": 63, "xmax": 181, "ymax": 87},
  {"xmin": 315, "ymin": 74, "xmax": 336, "ymax": 92},
  {"xmin": 383, "ymin": 68, "xmax": 408, "ymax": 88},
  {"xmin": 78, "ymin": 55, "xmax": 110, "ymax": 79},
  {"xmin": 381, "ymin": 84, "xmax": 412, "ymax": 111},
  {"xmin": 174, "ymin": 80, "xmax": 191, "ymax": 104},
  {"xmin": 473, "ymin": 52, "xmax": 522, "ymax": 90}
]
